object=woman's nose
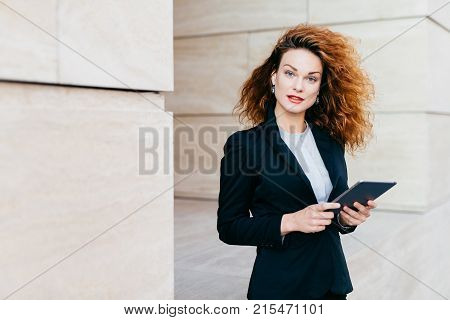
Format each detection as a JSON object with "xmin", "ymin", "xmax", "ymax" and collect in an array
[{"xmin": 294, "ymin": 78, "xmax": 304, "ymax": 91}]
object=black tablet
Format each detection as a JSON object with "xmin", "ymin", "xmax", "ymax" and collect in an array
[{"xmin": 329, "ymin": 180, "xmax": 397, "ymax": 214}]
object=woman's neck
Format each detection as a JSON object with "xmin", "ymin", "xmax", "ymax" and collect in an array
[{"xmin": 274, "ymin": 103, "xmax": 307, "ymax": 134}]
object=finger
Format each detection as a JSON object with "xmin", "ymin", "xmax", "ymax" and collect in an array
[
  {"xmin": 318, "ymin": 202, "xmax": 341, "ymax": 211},
  {"xmin": 340, "ymin": 211, "xmax": 360, "ymax": 226},
  {"xmin": 312, "ymin": 225, "xmax": 326, "ymax": 233},
  {"xmin": 313, "ymin": 218, "xmax": 332, "ymax": 226},
  {"xmin": 315, "ymin": 211, "xmax": 334, "ymax": 219},
  {"xmin": 353, "ymin": 202, "xmax": 370, "ymax": 217},
  {"xmin": 367, "ymin": 200, "xmax": 377, "ymax": 209},
  {"xmin": 337, "ymin": 211, "xmax": 351, "ymax": 226},
  {"xmin": 343, "ymin": 205, "xmax": 366, "ymax": 222}
]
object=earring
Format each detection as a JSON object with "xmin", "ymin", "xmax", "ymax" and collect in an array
[
  {"xmin": 315, "ymin": 96, "xmax": 319, "ymax": 105},
  {"xmin": 271, "ymin": 84, "xmax": 275, "ymax": 94}
]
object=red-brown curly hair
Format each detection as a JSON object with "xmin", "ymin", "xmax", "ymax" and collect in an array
[{"xmin": 234, "ymin": 23, "xmax": 375, "ymax": 155}]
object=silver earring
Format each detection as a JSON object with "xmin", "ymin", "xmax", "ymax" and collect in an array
[
  {"xmin": 315, "ymin": 96, "xmax": 319, "ymax": 105},
  {"xmin": 271, "ymin": 84, "xmax": 275, "ymax": 94}
]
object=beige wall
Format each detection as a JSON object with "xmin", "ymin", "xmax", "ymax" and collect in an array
[
  {"xmin": 0, "ymin": 0, "xmax": 173, "ymax": 91},
  {"xmin": 0, "ymin": 1, "xmax": 173, "ymax": 299},
  {"xmin": 170, "ymin": 0, "xmax": 450, "ymax": 213}
]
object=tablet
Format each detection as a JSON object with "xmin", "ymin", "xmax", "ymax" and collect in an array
[{"xmin": 328, "ymin": 180, "xmax": 397, "ymax": 214}]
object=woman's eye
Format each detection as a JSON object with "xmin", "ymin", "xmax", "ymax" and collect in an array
[
  {"xmin": 308, "ymin": 77, "xmax": 317, "ymax": 82},
  {"xmin": 285, "ymin": 70, "xmax": 294, "ymax": 77}
]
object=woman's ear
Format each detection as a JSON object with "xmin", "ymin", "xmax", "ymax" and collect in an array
[{"xmin": 271, "ymin": 72, "xmax": 276, "ymax": 86}]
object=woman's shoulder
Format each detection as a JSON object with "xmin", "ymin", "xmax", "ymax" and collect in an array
[
  {"xmin": 223, "ymin": 124, "xmax": 264, "ymax": 153},
  {"xmin": 310, "ymin": 122, "xmax": 346, "ymax": 155}
]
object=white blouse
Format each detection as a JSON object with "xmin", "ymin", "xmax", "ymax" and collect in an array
[{"xmin": 278, "ymin": 120, "xmax": 334, "ymax": 243}]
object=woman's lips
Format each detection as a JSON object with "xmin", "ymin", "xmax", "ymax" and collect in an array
[{"xmin": 287, "ymin": 95, "xmax": 304, "ymax": 104}]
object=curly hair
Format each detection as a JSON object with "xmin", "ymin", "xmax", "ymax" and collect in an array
[{"xmin": 234, "ymin": 23, "xmax": 375, "ymax": 155}]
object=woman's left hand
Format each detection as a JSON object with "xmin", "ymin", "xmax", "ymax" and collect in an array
[{"xmin": 339, "ymin": 200, "xmax": 377, "ymax": 227}]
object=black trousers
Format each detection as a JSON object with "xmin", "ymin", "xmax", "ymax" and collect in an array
[
  {"xmin": 246, "ymin": 291, "xmax": 348, "ymax": 300},
  {"xmin": 320, "ymin": 290, "xmax": 347, "ymax": 300}
]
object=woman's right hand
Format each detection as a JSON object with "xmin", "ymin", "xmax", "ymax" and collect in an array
[{"xmin": 281, "ymin": 202, "xmax": 341, "ymax": 235}]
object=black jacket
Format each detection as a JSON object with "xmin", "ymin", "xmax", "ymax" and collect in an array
[{"xmin": 217, "ymin": 99, "xmax": 357, "ymax": 300}]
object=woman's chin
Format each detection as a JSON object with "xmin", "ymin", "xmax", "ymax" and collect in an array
[{"xmin": 282, "ymin": 103, "xmax": 307, "ymax": 114}]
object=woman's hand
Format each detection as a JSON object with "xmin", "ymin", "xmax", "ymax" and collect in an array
[
  {"xmin": 339, "ymin": 200, "xmax": 377, "ymax": 227},
  {"xmin": 281, "ymin": 202, "xmax": 341, "ymax": 235}
]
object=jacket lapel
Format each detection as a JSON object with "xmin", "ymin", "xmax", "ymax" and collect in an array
[
  {"xmin": 310, "ymin": 122, "xmax": 342, "ymax": 202},
  {"xmin": 261, "ymin": 99, "xmax": 341, "ymax": 204}
]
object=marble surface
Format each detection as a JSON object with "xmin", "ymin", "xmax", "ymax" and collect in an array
[
  {"xmin": 166, "ymin": 33, "xmax": 249, "ymax": 115},
  {"xmin": 58, "ymin": 0, "xmax": 173, "ymax": 90},
  {"xmin": 0, "ymin": 82, "xmax": 173, "ymax": 299},
  {"xmin": 247, "ymin": 30, "xmax": 287, "ymax": 72},
  {"xmin": 175, "ymin": 268, "xmax": 249, "ymax": 300},
  {"xmin": 429, "ymin": 0, "xmax": 450, "ymax": 30},
  {"xmin": 427, "ymin": 18, "xmax": 450, "ymax": 113},
  {"xmin": 348, "ymin": 198, "xmax": 450, "ymax": 299},
  {"xmin": 309, "ymin": 0, "xmax": 430, "ymax": 24},
  {"xmin": 346, "ymin": 113, "xmax": 450, "ymax": 212},
  {"xmin": 0, "ymin": 1, "xmax": 173, "ymax": 90},
  {"xmin": 0, "ymin": 82, "xmax": 166, "ymax": 112},
  {"xmin": 346, "ymin": 113, "xmax": 429, "ymax": 212},
  {"xmin": 174, "ymin": 0, "xmax": 307, "ymax": 37},
  {"xmin": 330, "ymin": 18, "xmax": 450, "ymax": 114},
  {"xmin": 173, "ymin": 115, "xmax": 247, "ymax": 199},
  {"xmin": 428, "ymin": 115, "xmax": 450, "ymax": 205},
  {"xmin": 0, "ymin": 0, "xmax": 58, "ymax": 82}
]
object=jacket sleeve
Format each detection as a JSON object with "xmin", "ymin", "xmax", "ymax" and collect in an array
[
  {"xmin": 217, "ymin": 132, "xmax": 284, "ymax": 248},
  {"xmin": 334, "ymin": 208, "xmax": 357, "ymax": 234},
  {"xmin": 331, "ymin": 141, "xmax": 357, "ymax": 234}
]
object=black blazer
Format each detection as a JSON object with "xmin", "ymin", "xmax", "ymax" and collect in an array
[{"xmin": 217, "ymin": 99, "xmax": 357, "ymax": 300}]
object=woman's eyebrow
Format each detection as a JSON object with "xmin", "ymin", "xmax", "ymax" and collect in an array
[{"xmin": 283, "ymin": 64, "xmax": 321, "ymax": 74}]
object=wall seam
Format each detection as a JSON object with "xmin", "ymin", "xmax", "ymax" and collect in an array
[{"xmin": 174, "ymin": 15, "xmax": 426, "ymax": 40}]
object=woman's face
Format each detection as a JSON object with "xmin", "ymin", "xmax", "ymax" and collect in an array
[{"xmin": 271, "ymin": 48, "xmax": 323, "ymax": 114}]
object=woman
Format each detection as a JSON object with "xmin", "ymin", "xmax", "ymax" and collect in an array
[{"xmin": 217, "ymin": 24, "xmax": 377, "ymax": 300}]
